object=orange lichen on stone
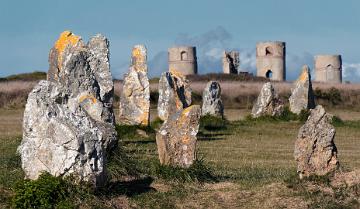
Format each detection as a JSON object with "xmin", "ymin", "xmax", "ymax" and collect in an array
[
  {"xmin": 297, "ymin": 66, "xmax": 309, "ymax": 83},
  {"xmin": 54, "ymin": 31, "xmax": 80, "ymax": 68},
  {"xmin": 169, "ymin": 69, "xmax": 185, "ymax": 79},
  {"xmin": 79, "ymin": 94, "xmax": 97, "ymax": 104}
]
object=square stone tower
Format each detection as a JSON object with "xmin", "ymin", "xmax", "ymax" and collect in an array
[
  {"xmin": 314, "ymin": 55, "xmax": 342, "ymax": 83},
  {"xmin": 256, "ymin": 41, "xmax": 286, "ymax": 81},
  {"xmin": 222, "ymin": 51, "xmax": 240, "ymax": 74},
  {"xmin": 168, "ymin": 46, "xmax": 197, "ymax": 75}
]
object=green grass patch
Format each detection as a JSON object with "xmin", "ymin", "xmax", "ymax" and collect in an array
[{"xmin": 199, "ymin": 115, "xmax": 228, "ymax": 131}]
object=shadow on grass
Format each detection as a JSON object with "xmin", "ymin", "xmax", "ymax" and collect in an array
[{"xmin": 101, "ymin": 177, "xmax": 156, "ymax": 197}]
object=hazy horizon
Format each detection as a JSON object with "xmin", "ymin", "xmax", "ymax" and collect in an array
[{"xmin": 1, "ymin": 0, "xmax": 360, "ymax": 82}]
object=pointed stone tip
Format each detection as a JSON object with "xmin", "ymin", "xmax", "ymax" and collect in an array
[
  {"xmin": 297, "ymin": 65, "xmax": 310, "ymax": 83},
  {"xmin": 54, "ymin": 30, "xmax": 81, "ymax": 68},
  {"xmin": 169, "ymin": 69, "xmax": 185, "ymax": 78}
]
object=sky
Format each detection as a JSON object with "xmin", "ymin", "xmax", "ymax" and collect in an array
[{"xmin": 1, "ymin": 0, "xmax": 360, "ymax": 82}]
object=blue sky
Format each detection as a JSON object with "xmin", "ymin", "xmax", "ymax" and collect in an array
[{"xmin": 1, "ymin": 0, "xmax": 360, "ymax": 81}]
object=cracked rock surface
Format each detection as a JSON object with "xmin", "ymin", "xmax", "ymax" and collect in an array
[
  {"xmin": 201, "ymin": 81, "xmax": 224, "ymax": 118},
  {"xmin": 289, "ymin": 65, "xmax": 316, "ymax": 114},
  {"xmin": 119, "ymin": 45, "xmax": 150, "ymax": 126},
  {"xmin": 156, "ymin": 105, "xmax": 200, "ymax": 168},
  {"xmin": 294, "ymin": 105, "xmax": 339, "ymax": 178},
  {"xmin": 18, "ymin": 31, "xmax": 117, "ymax": 187},
  {"xmin": 157, "ymin": 69, "xmax": 192, "ymax": 121},
  {"xmin": 251, "ymin": 82, "xmax": 284, "ymax": 118}
]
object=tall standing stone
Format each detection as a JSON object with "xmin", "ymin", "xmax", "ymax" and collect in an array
[
  {"xmin": 156, "ymin": 105, "xmax": 201, "ymax": 168},
  {"xmin": 201, "ymin": 81, "xmax": 224, "ymax": 118},
  {"xmin": 289, "ymin": 65, "xmax": 316, "ymax": 114},
  {"xmin": 119, "ymin": 45, "xmax": 150, "ymax": 126},
  {"xmin": 251, "ymin": 82, "xmax": 284, "ymax": 118},
  {"xmin": 157, "ymin": 69, "xmax": 192, "ymax": 121},
  {"xmin": 294, "ymin": 105, "xmax": 339, "ymax": 178},
  {"xmin": 18, "ymin": 31, "xmax": 117, "ymax": 187}
]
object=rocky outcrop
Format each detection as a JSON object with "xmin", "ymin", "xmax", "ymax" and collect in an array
[
  {"xmin": 156, "ymin": 105, "xmax": 201, "ymax": 168},
  {"xmin": 251, "ymin": 82, "xmax": 284, "ymax": 118},
  {"xmin": 201, "ymin": 81, "xmax": 224, "ymax": 117},
  {"xmin": 289, "ymin": 65, "xmax": 316, "ymax": 114},
  {"xmin": 157, "ymin": 69, "xmax": 192, "ymax": 121},
  {"xmin": 119, "ymin": 45, "xmax": 150, "ymax": 126},
  {"xmin": 18, "ymin": 31, "xmax": 117, "ymax": 187},
  {"xmin": 294, "ymin": 105, "xmax": 339, "ymax": 178}
]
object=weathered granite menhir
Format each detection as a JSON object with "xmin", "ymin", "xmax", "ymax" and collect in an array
[
  {"xmin": 289, "ymin": 65, "xmax": 316, "ymax": 114},
  {"xmin": 251, "ymin": 82, "xmax": 284, "ymax": 118},
  {"xmin": 18, "ymin": 31, "xmax": 117, "ymax": 188},
  {"xmin": 119, "ymin": 45, "xmax": 150, "ymax": 126},
  {"xmin": 201, "ymin": 81, "xmax": 224, "ymax": 118},
  {"xmin": 157, "ymin": 69, "xmax": 192, "ymax": 121},
  {"xmin": 156, "ymin": 105, "xmax": 201, "ymax": 168},
  {"xmin": 294, "ymin": 105, "xmax": 339, "ymax": 178}
]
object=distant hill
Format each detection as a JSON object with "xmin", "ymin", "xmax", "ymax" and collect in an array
[{"xmin": 0, "ymin": 71, "xmax": 47, "ymax": 82}]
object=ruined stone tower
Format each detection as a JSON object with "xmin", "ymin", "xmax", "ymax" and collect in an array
[
  {"xmin": 256, "ymin": 41, "xmax": 286, "ymax": 81},
  {"xmin": 222, "ymin": 51, "xmax": 240, "ymax": 74},
  {"xmin": 314, "ymin": 55, "xmax": 342, "ymax": 83},
  {"xmin": 168, "ymin": 46, "xmax": 197, "ymax": 75}
]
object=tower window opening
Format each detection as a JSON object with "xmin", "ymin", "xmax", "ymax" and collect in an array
[
  {"xmin": 265, "ymin": 47, "xmax": 273, "ymax": 56},
  {"xmin": 181, "ymin": 51, "xmax": 188, "ymax": 60},
  {"xmin": 266, "ymin": 70, "xmax": 273, "ymax": 78}
]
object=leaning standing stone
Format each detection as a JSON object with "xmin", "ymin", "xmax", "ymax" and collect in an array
[
  {"xmin": 18, "ymin": 31, "xmax": 117, "ymax": 188},
  {"xmin": 294, "ymin": 105, "xmax": 339, "ymax": 178},
  {"xmin": 156, "ymin": 105, "xmax": 201, "ymax": 168},
  {"xmin": 289, "ymin": 65, "xmax": 316, "ymax": 114},
  {"xmin": 201, "ymin": 81, "xmax": 224, "ymax": 118},
  {"xmin": 251, "ymin": 82, "xmax": 284, "ymax": 118},
  {"xmin": 157, "ymin": 69, "xmax": 192, "ymax": 121},
  {"xmin": 119, "ymin": 45, "xmax": 150, "ymax": 126}
]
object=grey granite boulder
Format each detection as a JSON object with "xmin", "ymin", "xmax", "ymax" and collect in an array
[
  {"xmin": 18, "ymin": 31, "xmax": 117, "ymax": 187},
  {"xmin": 289, "ymin": 65, "xmax": 316, "ymax": 114},
  {"xmin": 201, "ymin": 81, "xmax": 224, "ymax": 118},
  {"xmin": 294, "ymin": 105, "xmax": 339, "ymax": 178},
  {"xmin": 157, "ymin": 69, "xmax": 192, "ymax": 121},
  {"xmin": 251, "ymin": 82, "xmax": 284, "ymax": 118},
  {"xmin": 156, "ymin": 105, "xmax": 201, "ymax": 168},
  {"xmin": 119, "ymin": 45, "xmax": 150, "ymax": 126}
]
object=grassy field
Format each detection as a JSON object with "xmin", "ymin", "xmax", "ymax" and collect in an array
[{"xmin": 1, "ymin": 107, "xmax": 360, "ymax": 208}]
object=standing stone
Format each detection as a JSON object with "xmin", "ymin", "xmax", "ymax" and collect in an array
[
  {"xmin": 157, "ymin": 69, "xmax": 192, "ymax": 121},
  {"xmin": 251, "ymin": 82, "xmax": 284, "ymax": 118},
  {"xmin": 18, "ymin": 31, "xmax": 117, "ymax": 187},
  {"xmin": 156, "ymin": 105, "xmax": 201, "ymax": 168},
  {"xmin": 222, "ymin": 51, "xmax": 240, "ymax": 74},
  {"xmin": 201, "ymin": 81, "xmax": 224, "ymax": 118},
  {"xmin": 294, "ymin": 105, "xmax": 339, "ymax": 178},
  {"xmin": 119, "ymin": 45, "xmax": 150, "ymax": 126},
  {"xmin": 289, "ymin": 65, "xmax": 316, "ymax": 114}
]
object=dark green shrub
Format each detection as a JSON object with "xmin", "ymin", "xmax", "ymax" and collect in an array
[
  {"xmin": 298, "ymin": 109, "xmax": 311, "ymax": 122},
  {"xmin": 115, "ymin": 124, "xmax": 155, "ymax": 140},
  {"xmin": 314, "ymin": 87, "xmax": 342, "ymax": 106},
  {"xmin": 12, "ymin": 172, "xmax": 71, "ymax": 209},
  {"xmin": 150, "ymin": 117, "xmax": 164, "ymax": 130},
  {"xmin": 331, "ymin": 115, "xmax": 344, "ymax": 126},
  {"xmin": 191, "ymin": 92, "xmax": 202, "ymax": 105},
  {"xmin": 277, "ymin": 106, "xmax": 298, "ymax": 121},
  {"xmin": 199, "ymin": 114, "xmax": 228, "ymax": 131}
]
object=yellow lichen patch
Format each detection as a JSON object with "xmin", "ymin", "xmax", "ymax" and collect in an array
[
  {"xmin": 297, "ymin": 66, "xmax": 309, "ymax": 83},
  {"xmin": 169, "ymin": 69, "xmax": 185, "ymax": 79},
  {"xmin": 132, "ymin": 47, "xmax": 145, "ymax": 63},
  {"xmin": 54, "ymin": 31, "xmax": 80, "ymax": 68},
  {"xmin": 79, "ymin": 94, "xmax": 97, "ymax": 104},
  {"xmin": 139, "ymin": 111, "xmax": 149, "ymax": 126}
]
